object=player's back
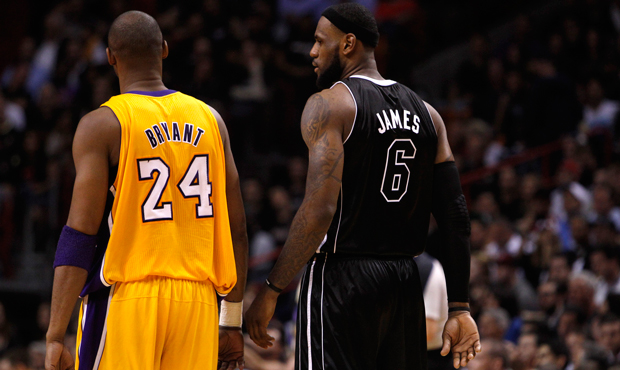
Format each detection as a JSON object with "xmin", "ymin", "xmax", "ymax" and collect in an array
[
  {"xmin": 92, "ymin": 90, "xmax": 235, "ymax": 293},
  {"xmin": 320, "ymin": 76, "xmax": 438, "ymax": 256}
]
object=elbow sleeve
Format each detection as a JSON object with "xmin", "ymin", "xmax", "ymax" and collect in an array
[{"xmin": 430, "ymin": 161, "xmax": 471, "ymax": 303}]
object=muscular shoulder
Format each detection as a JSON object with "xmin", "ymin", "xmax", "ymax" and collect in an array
[
  {"xmin": 423, "ymin": 101, "xmax": 454, "ymax": 163},
  {"xmin": 301, "ymin": 84, "xmax": 355, "ymax": 144},
  {"xmin": 75, "ymin": 107, "xmax": 119, "ymax": 145},
  {"xmin": 205, "ymin": 104, "xmax": 229, "ymax": 143},
  {"xmin": 423, "ymin": 102, "xmax": 442, "ymax": 132},
  {"xmin": 74, "ymin": 107, "xmax": 120, "ymax": 161}
]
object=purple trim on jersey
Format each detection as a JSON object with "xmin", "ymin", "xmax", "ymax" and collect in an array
[
  {"xmin": 125, "ymin": 89, "xmax": 177, "ymax": 97},
  {"xmin": 80, "ymin": 264, "xmax": 107, "ymax": 297},
  {"xmin": 78, "ymin": 286, "xmax": 111, "ymax": 370},
  {"xmin": 80, "ymin": 244, "xmax": 108, "ymax": 297}
]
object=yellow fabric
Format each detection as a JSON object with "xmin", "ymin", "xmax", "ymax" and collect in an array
[
  {"xmin": 101, "ymin": 91, "xmax": 236, "ymax": 295},
  {"xmin": 76, "ymin": 277, "xmax": 218, "ymax": 370}
]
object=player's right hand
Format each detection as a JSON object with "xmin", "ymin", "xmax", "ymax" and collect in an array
[
  {"xmin": 218, "ymin": 327, "xmax": 245, "ymax": 370},
  {"xmin": 441, "ymin": 311, "xmax": 481, "ymax": 369},
  {"xmin": 245, "ymin": 286, "xmax": 278, "ymax": 349},
  {"xmin": 45, "ymin": 340, "xmax": 75, "ymax": 370}
]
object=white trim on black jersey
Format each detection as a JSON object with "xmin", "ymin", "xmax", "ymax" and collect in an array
[
  {"xmin": 331, "ymin": 81, "xmax": 357, "ymax": 144},
  {"xmin": 349, "ymin": 75, "xmax": 397, "ymax": 86},
  {"xmin": 423, "ymin": 102, "xmax": 438, "ymax": 135},
  {"xmin": 320, "ymin": 254, "xmax": 327, "ymax": 369},
  {"xmin": 306, "ymin": 259, "xmax": 317, "ymax": 370}
]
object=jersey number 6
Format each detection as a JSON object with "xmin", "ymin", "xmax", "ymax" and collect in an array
[
  {"xmin": 380, "ymin": 139, "xmax": 416, "ymax": 202},
  {"xmin": 137, "ymin": 155, "xmax": 213, "ymax": 222}
]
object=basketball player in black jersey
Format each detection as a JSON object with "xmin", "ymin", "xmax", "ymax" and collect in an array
[{"xmin": 246, "ymin": 4, "xmax": 480, "ymax": 369}]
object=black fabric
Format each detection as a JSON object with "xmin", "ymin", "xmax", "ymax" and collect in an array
[
  {"xmin": 415, "ymin": 252, "xmax": 434, "ymax": 291},
  {"xmin": 321, "ymin": 7, "xmax": 379, "ymax": 47},
  {"xmin": 427, "ymin": 348, "xmax": 455, "ymax": 370},
  {"xmin": 295, "ymin": 253, "xmax": 426, "ymax": 370},
  {"xmin": 429, "ymin": 161, "xmax": 471, "ymax": 303},
  {"xmin": 320, "ymin": 77, "xmax": 437, "ymax": 257}
]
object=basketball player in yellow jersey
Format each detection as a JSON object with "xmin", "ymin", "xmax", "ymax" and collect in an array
[{"xmin": 45, "ymin": 11, "xmax": 247, "ymax": 370}]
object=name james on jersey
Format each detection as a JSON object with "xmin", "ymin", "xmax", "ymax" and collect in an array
[{"xmin": 376, "ymin": 109, "xmax": 421, "ymax": 135}]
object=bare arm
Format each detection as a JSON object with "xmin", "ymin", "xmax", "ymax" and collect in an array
[
  {"xmin": 46, "ymin": 107, "xmax": 119, "ymax": 370},
  {"xmin": 267, "ymin": 89, "xmax": 348, "ymax": 289},
  {"xmin": 427, "ymin": 102, "xmax": 454, "ymax": 165},
  {"xmin": 211, "ymin": 107, "xmax": 248, "ymax": 370},
  {"xmin": 211, "ymin": 107, "xmax": 248, "ymax": 303},
  {"xmin": 425, "ymin": 102, "xmax": 480, "ymax": 368},
  {"xmin": 245, "ymin": 86, "xmax": 353, "ymax": 348}
]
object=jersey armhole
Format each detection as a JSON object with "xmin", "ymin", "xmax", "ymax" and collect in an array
[
  {"xmin": 100, "ymin": 105, "xmax": 123, "ymax": 190},
  {"xmin": 422, "ymin": 102, "xmax": 438, "ymax": 136},
  {"xmin": 331, "ymin": 81, "xmax": 357, "ymax": 144}
]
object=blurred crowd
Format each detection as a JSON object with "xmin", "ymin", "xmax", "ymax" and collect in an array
[{"xmin": 2, "ymin": 0, "xmax": 620, "ymax": 369}]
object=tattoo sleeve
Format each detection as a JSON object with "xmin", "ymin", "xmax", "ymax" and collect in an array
[{"xmin": 268, "ymin": 93, "xmax": 345, "ymax": 289}]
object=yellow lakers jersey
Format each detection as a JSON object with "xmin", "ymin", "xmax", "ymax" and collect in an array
[{"xmin": 100, "ymin": 90, "xmax": 236, "ymax": 294}]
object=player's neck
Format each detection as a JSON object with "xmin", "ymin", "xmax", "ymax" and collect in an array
[
  {"xmin": 342, "ymin": 59, "xmax": 382, "ymax": 81},
  {"xmin": 119, "ymin": 71, "xmax": 167, "ymax": 94}
]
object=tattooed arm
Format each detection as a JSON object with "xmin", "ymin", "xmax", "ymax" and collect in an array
[
  {"xmin": 245, "ymin": 85, "xmax": 354, "ymax": 349},
  {"xmin": 267, "ymin": 88, "xmax": 349, "ymax": 287}
]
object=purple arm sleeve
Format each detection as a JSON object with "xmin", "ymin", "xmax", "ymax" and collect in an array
[{"xmin": 53, "ymin": 225, "xmax": 97, "ymax": 270}]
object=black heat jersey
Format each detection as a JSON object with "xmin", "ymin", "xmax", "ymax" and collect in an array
[{"xmin": 319, "ymin": 75, "xmax": 437, "ymax": 257}]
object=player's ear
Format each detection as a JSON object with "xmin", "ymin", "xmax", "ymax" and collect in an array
[
  {"xmin": 162, "ymin": 40, "xmax": 169, "ymax": 60},
  {"xmin": 106, "ymin": 47, "xmax": 116, "ymax": 66},
  {"xmin": 342, "ymin": 34, "xmax": 356, "ymax": 56}
]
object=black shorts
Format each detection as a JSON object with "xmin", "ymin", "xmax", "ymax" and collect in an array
[{"xmin": 295, "ymin": 253, "xmax": 427, "ymax": 370}]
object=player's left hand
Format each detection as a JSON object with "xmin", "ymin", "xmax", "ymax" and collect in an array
[
  {"xmin": 218, "ymin": 327, "xmax": 245, "ymax": 370},
  {"xmin": 245, "ymin": 286, "xmax": 278, "ymax": 349},
  {"xmin": 440, "ymin": 311, "xmax": 482, "ymax": 369},
  {"xmin": 45, "ymin": 340, "xmax": 75, "ymax": 370}
]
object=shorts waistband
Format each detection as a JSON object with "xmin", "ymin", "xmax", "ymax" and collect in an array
[{"xmin": 313, "ymin": 252, "xmax": 415, "ymax": 262}]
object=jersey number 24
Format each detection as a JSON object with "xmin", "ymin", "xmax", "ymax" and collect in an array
[{"xmin": 137, "ymin": 154, "xmax": 213, "ymax": 222}]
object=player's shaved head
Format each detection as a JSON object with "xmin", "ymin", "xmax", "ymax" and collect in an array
[{"xmin": 108, "ymin": 11, "xmax": 162, "ymax": 63}]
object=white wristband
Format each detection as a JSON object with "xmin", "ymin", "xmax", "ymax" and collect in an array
[{"xmin": 219, "ymin": 300, "xmax": 243, "ymax": 328}]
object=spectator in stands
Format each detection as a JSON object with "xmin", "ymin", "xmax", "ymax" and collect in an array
[
  {"xmin": 590, "ymin": 247, "xmax": 620, "ymax": 307},
  {"xmin": 548, "ymin": 253, "xmax": 574, "ymax": 287},
  {"xmin": 456, "ymin": 33, "xmax": 490, "ymax": 100},
  {"xmin": 0, "ymin": 348, "xmax": 30, "ymax": 370},
  {"xmin": 549, "ymin": 181, "xmax": 592, "ymax": 229},
  {"xmin": 495, "ymin": 69, "xmax": 527, "ymax": 149},
  {"xmin": 474, "ymin": 192, "xmax": 501, "ymax": 225},
  {"xmin": 569, "ymin": 215, "xmax": 591, "ymax": 258},
  {"xmin": 568, "ymin": 271, "xmax": 599, "ymax": 316},
  {"xmin": 485, "ymin": 218, "xmax": 523, "ymax": 259},
  {"xmin": 538, "ymin": 281, "xmax": 566, "ymax": 332},
  {"xmin": 479, "ymin": 307, "xmax": 511, "ymax": 341},
  {"xmin": 557, "ymin": 305, "xmax": 587, "ymax": 339},
  {"xmin": 512, "ymin": 332, "xmax": 538, "ymax": 370},
  {"xmin": 524, "ymin": 54, "xmax": 581, "ymax": 147},
  {"xmin": 589, "ymin": 219, "xmax": 618, "ymax": 248},
  {"xmin": 528, "ymin": 229, "xmax": 562, "ymax": 284},
  {"xmin": 535, "ymin": 340, "xmax": 569, "ymax": 370},
  {"xmin": 565, "ymin": 329, "xmax": 610, "ymax": 370},
  {"xmin": 597, "ymin": 313, "xmax": 620, "ymax": 365},
  {"xmin": 470, "ymin": 216, "xmax": 490, "ymax": 253},
  {"xmin": 497, "ymin": 167, "xmax": 522, "ymax": 221},
  {"xmin": 467, "ymin": 339, "xmax": 510, "ymax": 370},
  {"xmin": 588, "ymin": 184, "xmax": 620, "ymax": 232},
  {"xmin": 492, "ymin": 253, "xmax": 538, "ymax": 312},
  {"xmin": 583, "ymin": 78, "xmax": 619, "ymax": 134},
  {"xmin": 25, "ymin": 10, "xmax": 64, "ymax": 100},
  {"xmin": 27, "ymin": 341, "xmax": 43, "ymax": 370}
]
